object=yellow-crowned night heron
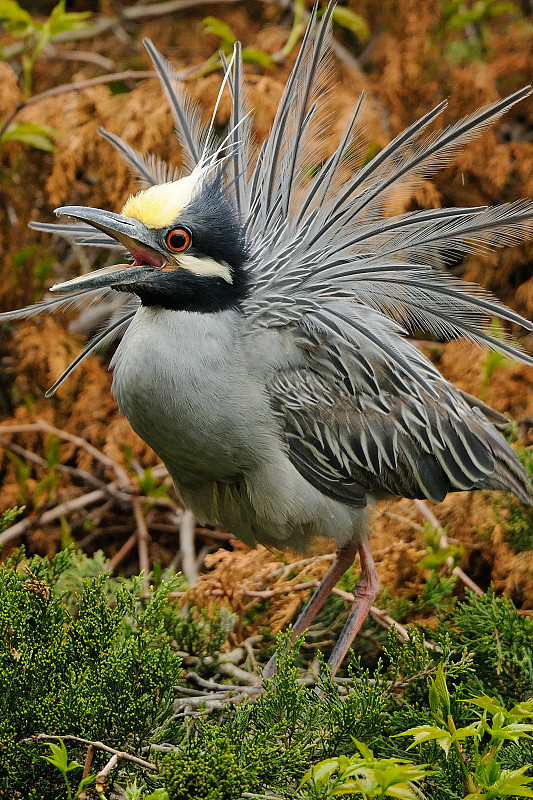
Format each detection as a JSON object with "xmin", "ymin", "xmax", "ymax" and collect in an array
[{"xmin": 3, "ymin": 3, "xmax": 532, "ymax": 677}]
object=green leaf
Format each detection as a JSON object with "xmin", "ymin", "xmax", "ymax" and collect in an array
[
  {"xmin": 434, "ymin": 663, "xmax": 451, "ymax": 716},
  {"xmin": 452, "ymin": 722, "xmax": 482, "ymax": 742},
  {"xmin": 202, "ymin": 15, "xmax": 236, "ymax": 48},
  {"xmin": 484, "ymin": 765, "xmax": 533, "ymax": 798},
  {"xmin": 74, "ymin": 774, "xmax": 95, "ymax": 798},
  {"xmin": 47, "ymin": 1, "xmax": 90, "ymax": 37},
  {"xmin": 417, "ymin": 543, "xmax": 464, "ymax": 570},
  {"xmin": 41, "ymin": 739, "xmax": 82, "ymax": 775},
  {"xmin": 143, "ymin": 790, "xmax": 169, "ymax": 800},
  {"xmin": 466, "ymin": 694, "xmax": 507, "ymax": 715},
  {"xmin": 298, "ymin": 758, "xmax": 340, "ymax": 788},
  {"xmin": 385, "ymin": 787, "xmax": 424, "ymax": 800},
  {"xmin": 331, "ymin": 7, "xmax": 370, "ymax": 40},
  {"xmin": 1, "ymin": 122, "xmax": 59, "ymax": 151},
  {"xmin": 488, "ymin": 722, "xmax": 533, "ymax": 742},
  {"xmin": 509, "ymin": 700, "xmax": 533, "ymax": 720},
  {"xmin": 428, "ymin": 681, "xmax": 441, "ymax": 714},
  {"xmin": 0, "ymin": 0, "xmax": 33, "ymax": 35},
  {"xmin": 353, "ymin": 738, "xmax": 374, "ymax": 761},
  {"xmin": 242, "ymin": 48, "xmax": 274, "ymax": 68},
  {"xmin": 396, "ymin": 724, "xmax": 454, "ymax": 755}
]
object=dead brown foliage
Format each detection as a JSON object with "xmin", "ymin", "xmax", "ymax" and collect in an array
[{"xmin": 0, "ymin": 1, "xmax": 532, "ymax": 635}]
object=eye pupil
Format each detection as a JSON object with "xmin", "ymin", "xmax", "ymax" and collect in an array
[
  {"xmin": 166, "ymin": 227, "xmax": 191, "ymax": 252},
  {"xmin": 169, "ymin": 233, "xmax": 186, "ymax": 249}
]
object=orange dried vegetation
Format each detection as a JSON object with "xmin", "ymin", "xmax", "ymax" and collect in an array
[{"xmin": 0, "ymin": 1, "xmax": 532, "ymax": 615}]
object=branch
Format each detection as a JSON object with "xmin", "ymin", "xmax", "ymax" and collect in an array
[
  {"xmin": 0, "ymin": 420, "xmax": 130, "ymax": 486},
  {"xmin": 96, "ymin": 753, "xmax": 118, "ymax": 794},
  {"xmin": 132, "ymin": 495, "xmax": 150, "ymax": 595},
  {"xmin": 0, "ymin": 436, "xmax": 112, "ymax": 493},
  {"xmin": 0, "ymin": 71, "xmax": 156, "ymax": 140},
  {"xmin": 413, "ymin": 499, "xmax": 484, "ymax": 596},
  {"xmin": 21, "ymin": 734, "xmax": 156, "ymax": 770},
  {"xmin": 0, "ymin": 487, "xmax": 112, "ymax": 546},
  {"xmin": 179, "ymin": 509, "xmax": 198, "ymax": 583},
  {"xmin": 78, "ymin": 743, "xmax": 95, "ymax": 800}
]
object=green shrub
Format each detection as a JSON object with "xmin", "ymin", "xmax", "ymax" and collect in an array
[
  {"xmin": 159, "ymin": 729, "xmax": 254, "ymax": 800},
  {"xmin": 0, "ymin": 547, "xmax": 183, "ymax": 799}
]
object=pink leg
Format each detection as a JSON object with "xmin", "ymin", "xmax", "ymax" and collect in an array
[
  {"xmin": 262, "ymin": 539, "xmax": 358, "ymax": 679},
  {"xmin": 327, "ymin": 538, "xmax": 380, "ymax": 677}
]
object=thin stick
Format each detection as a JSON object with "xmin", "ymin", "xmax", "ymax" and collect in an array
[
  {"xmin": 133, "ymin": 496, "xmax": 150, "ymax": 594},
  {"xmin": 0, "ymin": 436, "xmax": 113, "ymax": 493},
  {"xmin": 108, "ymin": 532, "xmax": 138, "ymax": 572},
  {"xmin": 96, "ymin": 753, "xmax": 118, "ymax": 792},
  {"xmin": 0, "ymin": 488, "xmax": 108, "ymax": 546},
  {"xmin": 413, "ymin": 499, "xmax": 484, "ymax": 596},
  {"xmin": 179, "ymin": 509, "xmax": 198, "ymax": 584},
  {"xmin": 22, "ymin": 734, "xmax": 156, "ymax": 770},
  {"xmin": 244, "ymin": 580, "xmax": 319, "ymax": 599},
  {"xmin": 78, "ymin": 744, "xmax": 95, "ymax": 800},
  {"xmin": 44, "ymin": 44, "xmax": 115, "ymax": 71},
  {"xmin": 0, "ymin": 420, "xmax": 130, "ymax": 486},
  {"xmin": 36, "ymin": 420, "xmax": 130, "ymax": 486}
]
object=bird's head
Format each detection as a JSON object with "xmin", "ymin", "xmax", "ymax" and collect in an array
[{"xmin": 51, "ymin": 170, "xmax": 249, "ymax": 312}]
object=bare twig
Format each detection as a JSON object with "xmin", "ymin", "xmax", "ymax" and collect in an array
[
  {"xmin": 0, "ymin": 436, "xmax": 113, "ymax": 493},
  {"xmin": 78, "ymin": 743, "xmax": 95, "ymax": 800},
  {"xmin": 267, "ymin": 553, "xmax": 336, "ymax": 579},
  {"xmin": 243, "ymin": 794, "xmax": 285, "ymax": 800},
  {"xmin": 218, "ymin": 661, "xmax": 257, "ymax": 684},
  {"xmin": 36, "ymin": 420, "xmax": 130, "ymax": 486},
  {"xmin": 413, "ymin": 499, "xmax": 484, "ymax": 596},
  {"xmin": 45, "ymin": 44, "xmax": 115, "ymax": 71},
  {"xmin": 0, "ymin": 420, "xmax": 130, "ymax": 486},
  {"xmin": 107, "ymin": 532, "xmax": 138, "ymax": 572},
  {"xmin": 244, "ymin": 580, "xmax": 319, "ymax": 599},
  {"xmin": 382, "ymin": 511, "xmax": 424, "ymax": 532},
  {"xmin": 0, "ymin": 488, "xmax": 111, "ymax": 546},
  {"xmin": 21, "ymin": 734, "xmax": 156, "ymax": 770},
  {"xmin": 187, "ymin": 671, "xmax": 257, "ymax": 693},
  {"xmin": 96, "ymin": 753, "xmax": 118, "ymax": 792},
  {"xmin": 132, "ymin": 496, "xmax": 150, "ymax": 594},
  {"xmin": 179, "ymin": 509, "xmax": 198, "ymax": 583},
  {"xmin": 370, "ymin": 605, "xmax": 441, "ymax": 652},
  {"xmin": 413, "ymin": 498, "xmax": 443, "ymax": 532}
]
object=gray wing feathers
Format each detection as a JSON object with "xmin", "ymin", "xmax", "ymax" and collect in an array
[{"xmin": 268, "ymin": 368, "xmax": 532, "ymax": 507}]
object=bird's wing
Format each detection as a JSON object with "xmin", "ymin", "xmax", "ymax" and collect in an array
[
  {"xmin": 241, "ymin": 6, "xmax": 533, "ymax": 370},
  {"xmin": 267, "ymin": 337, "xmax": 532, "ymax": 508}
]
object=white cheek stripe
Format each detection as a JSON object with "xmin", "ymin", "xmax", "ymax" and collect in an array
[{"xmin": 177, "ymin": 254, "xmax": 233, "ymax": 284}]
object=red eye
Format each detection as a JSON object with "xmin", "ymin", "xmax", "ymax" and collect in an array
[{"xmin": 165, "ymin": 227, "xmax": 191, "ymax": 252}]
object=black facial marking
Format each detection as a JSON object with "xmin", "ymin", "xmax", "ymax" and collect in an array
[
  {"xmin": 130, "ymin": 173, "xmax": 250, "ymax": 313},
  {"xmin": 177, "ymin": 173, "xmax": 248, "ymax": 272},
  {"xmin": 132, "ymin": 271, "xmax": 247, "ymax": 312}
]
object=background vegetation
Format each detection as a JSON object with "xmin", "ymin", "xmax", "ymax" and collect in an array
[{"xmin": 0, "ymin": 0, "xmax": 532, "ymax": 797}]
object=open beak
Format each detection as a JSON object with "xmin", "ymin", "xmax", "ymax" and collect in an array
[{"xmin": 50, "ymin": 206, "xmax": 165, "ymax": 293}]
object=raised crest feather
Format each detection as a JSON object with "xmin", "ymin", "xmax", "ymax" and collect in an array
[{"xmin": 2, "ymin": 2, "xmax": 533, "ymax": 396}]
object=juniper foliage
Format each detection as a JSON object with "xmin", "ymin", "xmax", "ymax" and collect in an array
[
  {"xmin": 0, "ymin": 546, "xmax": 183, "ymax": 799},
  {"xmin": 1, "ymin": 543, "xmax": 533, "ymax": 799}
]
